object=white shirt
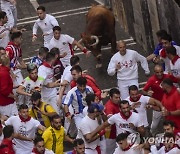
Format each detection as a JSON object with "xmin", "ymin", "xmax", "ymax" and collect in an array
[
  {"xmin": 49, "ymin": 34, "xmax": 74, "ymax": 67},
  {"xmin": 78, "ymin": 115, "xmax": 100, "ymax": 149},
  {"xmin": 38, "ymin": 64, "xmax": 57, "ymax": 97},
  {"xmin": 0, "ymin": 0, "xmax": 13, "ymax": 7},
  {"xmin": 170, "ymin": 58, "xmax": 180, "ymax": 78},
  {"xmin": 150, "ymin": 145, "xmax": 180, "ymax": 154},
  {"xmin": 0, "ymin": 23, "xmax": 10, "ymax": 48},
  {"xmin": 33, "ymin": 14, "xmax": 59, "ymax": 47},
  {"xmin": 0, "ymin": 133, "xmax": 3, "ymax": 144},
  {"xmin": 61, "ymin": 65, "xmax": 72, "ymax": 94},
  {"xmin": 5, "ymin": 116, "xmax": 40, "ymax": 154},
  {"xmin": 113, "ymin": 145, "xmax": 142, "ymax": 154},
  {"xmin": 108, "ymin": 112, "xmax": 143, "ymax": 135},
  {"xmin": 125, "ymin": 95, "xmax": 150, "ymax": 127},
  {"xmin": 107, "ymin": 49, "xmax": 150, "ymax": 80},
  {"xmin": 20, "ymin": 76, "xmax": 44, "ymax": 105},
  {"xmin": 160, "ymin": 45, "xmax": 180, "ymax": 73},
  {"xmin": 63, "ymin": 86, "xmax": 93, "ymax": 114},
  {"xmin": 31, "ymin": 149, "xmax": 55, "ymax": 154}
]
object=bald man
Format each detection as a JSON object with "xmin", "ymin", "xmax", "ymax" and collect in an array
[
  {"xmin": 142, "ymin": 64, "xmax": 179, "ymax": 134},
  {"xmin": 107, "ymin": 40, "xmax": 150, "ymax": 99}
]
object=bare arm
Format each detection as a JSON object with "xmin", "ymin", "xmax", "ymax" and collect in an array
[
  {"xmin": 14, "ymin": 133, "xmax": 33, "ymax": 141},
  {"xmin": 45, "ymin": 79, "xmax": 61, "ymax": 88},
  {"xmin": 148, "ymin": 98, "xmax": 163, "ymax": 111},
  {"xmin": 17, "ymin": 85, "xmax": 31, "ymax": 97},
  {"xmin": 90, "ymin": 121, "xmax": 110, "ymax": 138}
]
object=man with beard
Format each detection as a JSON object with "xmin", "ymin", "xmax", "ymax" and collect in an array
[
  {"xmin": 161, "ymin": 78, "xmax": 180, "ymax": 133},
  {"xmin": 104, "ymin": 88, "xmax": 121, "ymax": 154},
  {"xmin": 126, "ymin": 85, "xmax": 163, "ymax": 136},
  {"xmin": 77, "ymin": 103, "xmax": 104, "ymax": 154},
  {"xmin": 29, "ymin": 92, "xmax": 57, "ymax": 129},
  {"xmin": 4, "ymin": 104, "xmax": 46, "ymax": 154},
  {"xmin": 32, "ymin": 6, "xmax": 59, "ymax": 48},
  {"xmin": 32, "ymin": 136, "xmax": 54, "ymax": 154},
  {"xmin": 67, "ymin": 138, "xmax": 85, "ymax": 154},
  {"xmin": 150, "ymin": 133, "xmax": 180, "ymax": 153},
  {"xmin": 91, "ymin": 100, "xmax": 145, "ymax": 137},
  {"xmin": 42, "ymin": 114, "xmax": 74, "ymax": 154}
]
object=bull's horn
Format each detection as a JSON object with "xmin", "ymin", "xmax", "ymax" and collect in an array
[
  {"xmin": 74, "ymin": 39, "xmax": 83, "ymax": 50},
  {"xmin": 90, "ymin": 35, "xmax": 99, "ymax": 46}
]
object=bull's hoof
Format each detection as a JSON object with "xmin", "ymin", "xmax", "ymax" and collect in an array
[{"xmin": 96, "ymin": 63, "xmax": 102, "ymax": 68}]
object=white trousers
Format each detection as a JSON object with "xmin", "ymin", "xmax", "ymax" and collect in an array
[
  {"xmin": 85, "ymin": 148, "xmax": 98, "ymax": 154},
  {"xmin": 0, "ymin": 102, "xmax": 18, "ymax": 117},
  {"xmin": 105, "ymin": 139, "xmax": 116, "ymax": 154},
  {"xmin": 150, "ymin": 110, "xmax": 162, "ymax": 134},
  {"xmin": 117, "ymin": 79, "xmax": 139, "ymax": 99},
  {"xmin": 99, "ymin": 136, "xmax": 106, "ymax": 154}
]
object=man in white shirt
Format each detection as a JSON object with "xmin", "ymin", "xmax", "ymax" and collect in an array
[
  {"xmin": 48, "ymin": 26, "xmax": 90, "ymax": 68},
  {"xmin": 77, "ymin": 103, "xmax": 104, "ymax": 154},
  {"xmin": 32, "ymin": 136, "xmax": 54, "ymax": 154},
  {"xmin": 107, "ymin": 40, "xmax": 150, "ymax": 99},
  {"xmin": 5, "ymin": 104, "xmax": 46, "ymax": 154},
  {"xmin": 38, "ymin": 52, "xmax": 61, "ymax": 113},
  {"xmin": 0, "ymin": 0, "xmax": 17, "ymax": 28},
  {"xmin": 32, "ymin": 6, "xmax": 59, "ymax": 48},
  {"xmin": 166, "ymin": 46, "xmax": 180, "ymax": 78},
  {"xmin": 17, "ymin": 63, "xmax": 44, "ymax": 106},
  {"xmin": 64, "ymin": 77, "xmax": 93, "ymax": 129},
  {"xmin": 159, "ymin": 34, "xmax": 180, "ymax": 73},
  {"xmin": 91, "ymin": 100, "xmax": 145, "ymax": 137},
  {"xmin": 150, "ymin": 132, "xmax": 180, "ymax": 154},
  {"xmin": 126, "ymin": 85, "xmax": 163, "ymax": 135},
  {"xmin": 0, "ymin": 11, "xmax": 11, "ymax": 48},
  {"xmin": 113, "ymin": 133, "xmax": 142, "ymax": 154},
  {"xmin": 57, "ymin": 55, "xmax": 80, "ymax": 107}
]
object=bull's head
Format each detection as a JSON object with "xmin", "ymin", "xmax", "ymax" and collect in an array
[{"xmin": 80, "ymin": 33, "xmax": 99, "ymax": 49}]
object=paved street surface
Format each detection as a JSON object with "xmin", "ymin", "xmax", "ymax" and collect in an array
[{"xmin": 16, "ymin": 0, "xmax": 160, "ymax": 151}]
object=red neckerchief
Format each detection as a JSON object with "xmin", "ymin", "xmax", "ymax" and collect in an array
[
  {"xmin": 42, "ymin": 61, "xmax": 52, "ymax": 68},
  {"xmin": 19, "ymin": 115, "xmax": 31, "ymax": 122},
  {"xmin": 119, "ymin": 111, "xmax": 132, "ymax": 120},
  {"xmin": 165, "ymin": 144, "xmax": 177, "ymax": 153},
  {"xmin": 171, "ymin": 55, "xmax": 180, "ymax": 65},
  {"xmin": 29, "ymin": 75, "xmax": 38, "ymax": 82},
  {"xmin": 122, "ymin": 143, "xmax": 132, "ymax": 151},
  {"xmin": 160, "ymin": 49, "xmax": 166, "ymax": 58},
  {"xmin": 72, "ymin": 149, "xmax": 77, "ymax": 154},
  {"xmin": 129, "ymin": 94, "xmax": 141, "ymax": 102},
  {"xmin": 32, "ymin": 148, "xmax": 45, "ymax": 154}
]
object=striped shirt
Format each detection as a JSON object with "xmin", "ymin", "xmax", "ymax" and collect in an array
[
  {"xmin": 6, "ymin": 41, "xmax": 22, "ymax": 70},
  {"xmin": 30, "ymin": 56, "xmax": 43, "ymax": 68},
  {"xmin": 63, "ymin": 86, "xmax": 93, "ymax": 114}
]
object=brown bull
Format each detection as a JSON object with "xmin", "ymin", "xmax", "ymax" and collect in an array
[{"xmin": 80, "ymin": 5, "xmax": 117, "ymax": 68}]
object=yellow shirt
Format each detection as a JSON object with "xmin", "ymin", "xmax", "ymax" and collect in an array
[
  {"xmin": 29, "ymin": 102, "xmax": 56, "ymax": 128},
  {"xmin": 42, "ymin": 126, "xmax": 65, "ymax": 154}
]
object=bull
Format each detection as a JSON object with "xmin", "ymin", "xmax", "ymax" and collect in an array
[{"xmin": 78, "ymin": 5, "xmax": 117, "ymax": 68}]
